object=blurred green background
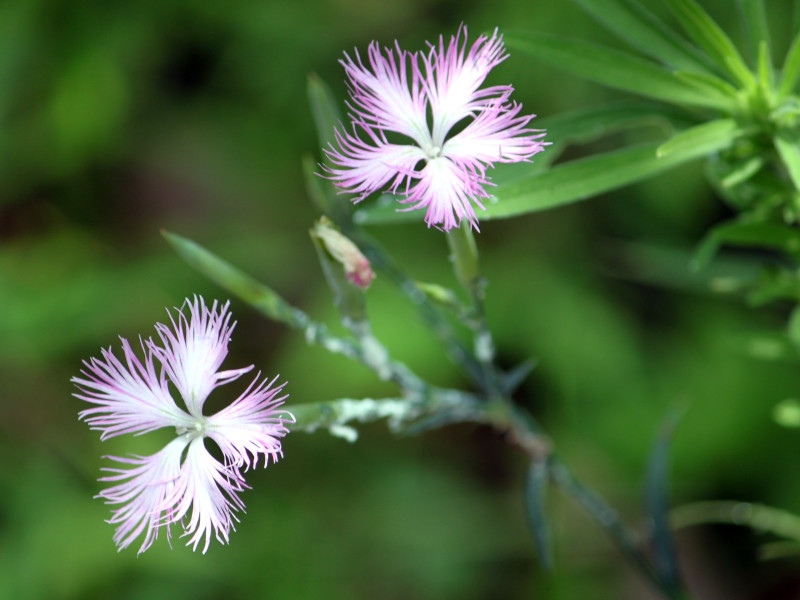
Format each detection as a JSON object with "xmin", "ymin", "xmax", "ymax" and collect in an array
[{"xmin": 2, "ymin": 0, "xmax": 800, "ymax": 598}]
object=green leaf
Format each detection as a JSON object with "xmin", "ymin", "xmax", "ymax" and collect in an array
[
  {"xmin": 691, "ymin": 220, "xmax": 800, "ymax": 271},
  {"xmin": 737, "ymin": 0, "xmax": 771, "ymax": 66},
  {"xmin": 719, "ymin": 155, "xmax": 764, "ymax": 188},
  {"xmin": 645, "ymin": 406, "xmax": 686, "ymax": 596},
  {"xmin": 162, "ymin": 230, "xmax": 310, "ymax": 329},
  {"xmin": 672, "ymin": 501, "xmax": 800, "ymax": 544},
  {"xmin": 779, "ymin": 28, "xmax": 800, "ymax": 98},
  {"xmin": 673, "ymin": 70, "xmax": 742, "ymax": 104},
  {"xmin": 571, "ymin": 0, "xmax": 712, "ymax": 72},
  {"xmin": 482, "ymin": 141, "xmax": 720, "ymax": 221},
  {"xmin": 532, "ymin": 101, "xmax": 693, "ymax": 167},
  {"xmin": 757, "ymin": 40, "xmax": 776, "ymax": 105},
  {"xmin": 656, "ymin": 118, "xmax": 743, "ymax": 159},
  {"xmin": 524, "ymin": 460, "xmax": 553, "ymax": 570},
  {"xmin": 664, "ymin": 0, "xmax": 755, "ymax": 89},
  {"xmin": 775, "ymin": 129, "xmax": 800, "ymax": 192},
  {"xmin": 307, "ymin": 73, "xmax": 343, "ymax": 151},
  {"xmin": 505, "ymin": 31, "xmax": 736, "ymax": 110}
]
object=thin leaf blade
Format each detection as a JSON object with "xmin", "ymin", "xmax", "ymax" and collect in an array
[
  {"xmin": 691, "ymin": 220, "xmax": 800, "ymax": 271},
  {"xmin": 656, "ymin": 118, "xmax": 743, "ymax": 159},
  {"xmin": 505, "ymin": 31, "xmax": 736, "ymax": 110},
  {"xmin": 664, "ymin": 0, "xmax": 755, "ymax": 89},
  {"xmin": 645, "ymin": 406, "xmax": 686, "ymax": 595},
  {"xmin": 483, "ymin": 141, "xmax": 724, "ymax": 220},
  {"xmin": 571, "ymin": 0, "xmax": 712, "ymax": 72},
  {"xmin": 775, "ymin": 129, "xmax": 800, "ymax": 192},
  {"xmin": 524, "ymin": 460, "xmax": 554, "ymax": 570},
  {"xmin": 162, "ymin": 230, "xmax": 310, "ymax": 329},
  {"xmin": 779, "ymin": 28, "xmax": 800, "ymax": 98}
]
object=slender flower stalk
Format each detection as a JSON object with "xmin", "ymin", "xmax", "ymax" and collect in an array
[
  {"xmin": 73, "ymin": 296, "xmax": 294, "ymax": 554},
  {"xmin": 323, "ymin": 24, "xmax": 548, "ymax": 231}
]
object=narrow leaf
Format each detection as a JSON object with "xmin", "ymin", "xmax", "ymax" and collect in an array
[
  {"xmin": 673, "ymin": 70, "xmax": 741, "ymax": 103},
  {"xmin": 780, "ymin": 28, "xmax": 800, "ymax": 98},
  {"xmin": 719, "ymin": 155, "xmax": 764, "ymax": 188},
  {"xmin": 483, "ymin": 141, "xmax": 723, "ymax": 221},
  {"xmin": 656, "ymin": 118, "xmax": 742, "ymax": 159},
  {"xmin": 505, "ymin": 31, "xmax": 736, "ymax": 110},
  {"xmin": 307, "ymin": 73, "xmax": 343, "ymax": 151},
  {"xmin": 757, "ymin": 41, "xmax": 776, "ymax": 105},
  {"xmin": 645, "ymin": 406, "xmax": 686, "ymax": 595},
  {"xmin": 162, "ymin": 230, "xmax": 310, "ymax": 329},
  {"xmin": 672, "ymin": 501, "xmax": 800, "ymax": 543},
  {"xmin": 664, "ymin": 0, "xmax": 755, "ymax": 89},
  {"xmin": 571, "ymin": 0, "xmax": 712, "ymax": 72},
  {"xmin": 524, "ymin": 460, "xmax": 554, "ymax": 570},
  {"xmin": 531, "ymin": 101, "xmax": 693, "ymax": 168},
  {"xmin": 692, "ymin": 220, "xmax": 800, "ymax": 271},
  {"xmin": 737, "ymin": 0, "xmax": 771, "ymax": 66},
  {"xmin": 775, "ymin": 129, "xmax": 800, "ymax": 192}
]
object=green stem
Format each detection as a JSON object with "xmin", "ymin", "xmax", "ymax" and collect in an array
[
  {"xmin": 349, "ymin": 229, "xmax": 490, "ymax": 388},
  {"xmin": 446, "ymin": 223, "xmax": 500, "ymax": 395}
]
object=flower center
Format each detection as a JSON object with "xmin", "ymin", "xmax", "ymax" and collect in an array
[{"xmin": 176, "ymin": 418, "xmax": 207, "ymax": 439}]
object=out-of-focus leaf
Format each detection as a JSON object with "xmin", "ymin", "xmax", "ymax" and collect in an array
[
  {"xmin": 691, "ymin": 220, "xmax": 800, "ymax": 271},
  {"xmin": 664, "ymin": 0, "xmax": 755, "ymax": 89},
  {"xmin": 571, "ymin": 0, "xmax": 712, "ymax": 72},
  {"xmin": 531, "ymin": 101, "xmax": 692, "ymax": 167},
  {"xmin": 774, "ymin": 129, "xmax": 800, "ymax": 192},
  {"xmin": 747, "ymin": 266, "xmax": 800, "ymax": 306},
  {"xmin": 656, "ymin": 119, "xmax": 743, "ymax": 159},
  {"xmin": 737, "ymin": 0, "xmax": 771, "ymax": 66},
  {"xmin": 719, "ymin": 156, "xmax": 764, "ymax": 188},
  {"xmin": 645, "ymin": 406, "xmax": 686, "ymax": 595},
  {"xmin": 779, "ymin": 28, "xmax": 800, "ymax": 98},
  {"xmin": 524, "ymin": 460, "xmax": 553, "ymax": 570},
  {"xmin": 499, "ymin": 359, "xmax": 537, "ymax": 395},
  {"xmin": 757, "ymin": 41, "xmax": 775, "ymax": 103},
  {"xmin": 673, "ymin": 70, "xmax": 742, "ymax": 104},
  {"xmin": 773, "ymin": 398, "xmax": 800, "ymax": 427},
  {"xmin": 307, "ymin": 73, "xmax": 343, "ymax": 151},
  {"xmin": 505, "ymin": 31, "xmax": 737, "ymax": 110},
  {"xmin": 672, "ymin": 501, "xmax": 800, "ymax": 545}
]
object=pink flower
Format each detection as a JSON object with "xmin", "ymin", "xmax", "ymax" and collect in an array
[
  {"xmin": 73, "ymin": 296, "xmax": 293, "ymax": 554},
  {"xmin": 323, "ymin": 25, "xmax": 547, "ymax": 231}
]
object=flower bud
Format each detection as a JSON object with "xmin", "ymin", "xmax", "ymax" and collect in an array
[{"xmin": 311, "ymin": 217, "xmax": 375, "ymax": 289}]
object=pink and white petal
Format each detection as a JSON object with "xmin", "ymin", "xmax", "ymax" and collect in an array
[
  {"xmin": 443, "ymin": 102, "xmax": 548, "ymax": 165},
  {"xmin": 323, "ymin": 124, "xmax": 427, "ymax": 200},
  {"xmin": 165, "ymin": 437, "xmax": 247, "ymax": 554},
  {"xmin": 152, "ymin": 296, "xmax": 252, "ymax": 419},
  {"xmin": 424, "ymin": 25, "xmax": 511, "ymax": 143},
  {"xmin": 342, "ymin": 42, "xmax": 430, "ymax": 146},
  {"xmin": 400, "ymin": 157, "xmax": 487, "ymax": 231},
  {"xmin": 97, "ymin": 437, "xmax": 188, "ymax": 554},
  {"xmin": 205, "ymin": 375, "xmax": 293, "ymax": 470},
  {"xmin": 74, "ymin": 337, "xmax": 191, "ymax": 440}
]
